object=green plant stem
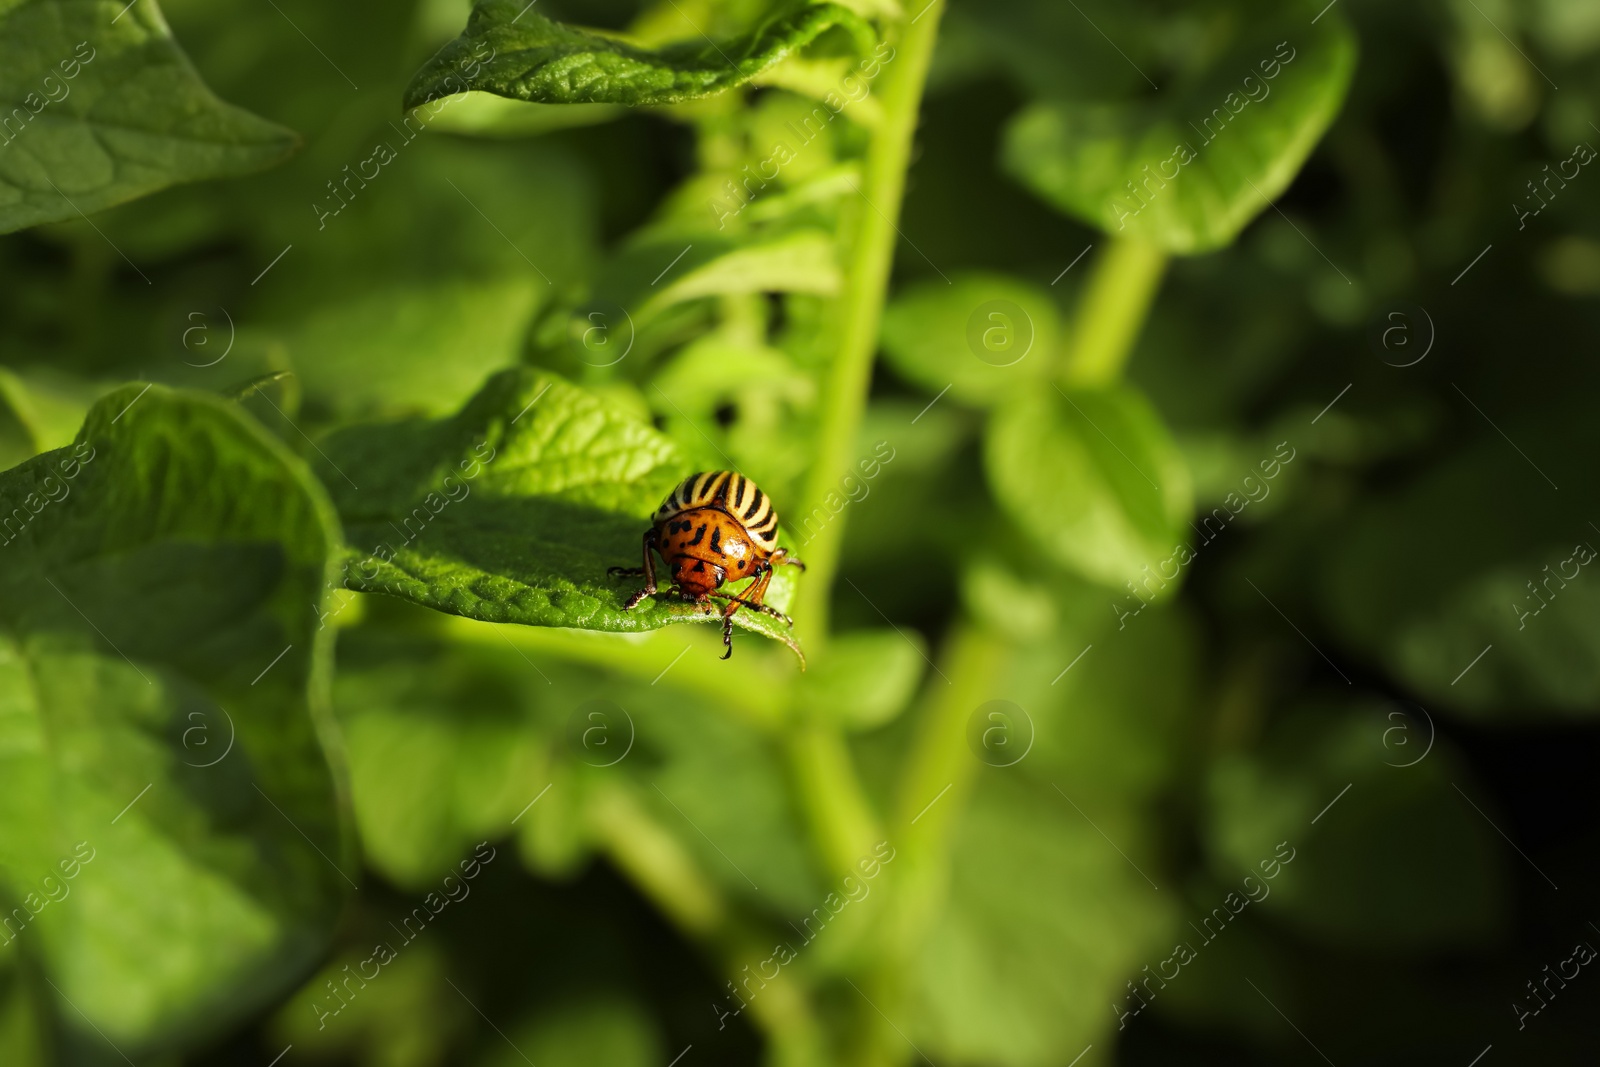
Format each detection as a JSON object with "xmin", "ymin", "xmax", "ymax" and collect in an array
[
  {"xmin": 890, "ymin": 624, "xmax": 1005, "ymax": 944},
  {"xmin": 1063, "ymin": 236, "xmax": 1170, "ymax": 387},
  {"xmin": 793, "ymin": 0, "xmax": 947, "ymax": 645},
  {"xmin": 587, "ymin": 779, "xmax": 729, "ymax": 938},
  {"xmin": 786, "ymin": 718, "xmax": 883, "ymax": 881},
  {"xmin": 588, "ymin": 779, "xmax": 830, "ymax": 1066},
  {"xmin": 892, "ymin": 626, "xmax": 1007, "ymax": 844},
  {"xmin": 847, "ymin": 622, "xmax": 1007, "ymax": 1067},
  {"xmin": 781, "ymin": 2, "xmax": 947, "ymax": 892}
]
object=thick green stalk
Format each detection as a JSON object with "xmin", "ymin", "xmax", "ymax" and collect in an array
[
  {"xmin": 782, "ymin": 0, "xmax": 947, "ymax": 891},
  {"xmin": 793, "ymin": 0, "xmax": 947, "ymax": 644},
  {"xmin": 786, "ymin": 718, "xmax": 883, "ymax": 882},
  {"xmin": 892, "ymin": 626, "xmax": 1008, "ymax": 845},
  {"xmin": 848, "ymin": 623, "xmax": 1007, "ymax": 1067},
  {"xmin": 1063, "ymin": 236, "xmax": 1170, "ymax": 387}
]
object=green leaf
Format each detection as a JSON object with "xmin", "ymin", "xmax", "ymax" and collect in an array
[
  {"xmin": 650, "ymin": 335, "xmax": 814, "ymax": 415},
  {"xmin": 541, "ymin": 227, "xmax": 840, "ymax": 379},
  {"xmin": 750, "ymin": 53, "xmax": 885, "ymax": 127},
  {"xmin": 1204, "ymin": 704, "xmax": 1504, "ymax": 951},
  {"xmin": 243, "ymin": 137, "xmax": 594, "ymax": 419},
  {"xmin": 632, "ymin": 679, "xmax": 825, "ymax": 913},
  {"xmin": 1001, "ymin": 11, "xmax": 1357, "ymax": 253},
  {"xmin": 0, "ymin": 0, "xmax": 299, "ymax": 234},
  {"xmin": 281, "ymin": 277, "xmax": 545, "ymax": 420},
  {"xmin": 271, "ymin": 938, "xmax": 467, "ymax": 1064},
  {"xmin": 909, "ymin": 773, "xmax": 1174, "ymax": 1065},
  {"xmin": 836, "ymin": 398, "xmax": 973, "ymax": 572},
  {"xmin": 0, "ymin": 371, "xmax": 37, "ymax": 470},
  {"xmin": 1319, "ymin": 430, "xmax": 1600, "ymax": 719},
  {"xmin": 418, "ymin": 93, "xmax": 625, "ymax": 138},
  {"xmin": 960, "ymin": 554, "xmax": 1061, "ymax": 641},
  {"xmin": 334, "ymin": 631, "xmax": 548, "ymax": 889},
  {"xmin": 0, "ymin": 367, "xmax": 100, "ymax": 459},
  {"xmin": 985, "ymin": 385, "xmax": 1192, "ymax": 593},
  {"xmin": 939, "ymin": 0, "xmax": 1155, "ymax": 102},
  {"xmin": 793, "ymin": 629, "xmax": 925, "ymax": 730},
  {"xmin": 1010, "ymin": 596, "xmax": 1198, "ymax": 801},
  {"xmin": 880, "ymin": 273, "xmax": 1059, "ymax": 408},
  {"xmin": 586, "ymin": 228, "xmax": 841, "ymax": 337},
  {"xmin": 646, "ymin": 332, "xmax": 815, "ymax": 483},
  {"xmin": 404, "ymin": 0, "xmax": 873, "ymax": 110},
  {"xmin": 487, "ymin": 994, "xmax": 660, "ymax": 1067},
  {"xmin": 0, "ymin": 384, "xmax": 348, "ymax": 1051},
  {"xmin": 344, "ymin": 608, "xmax": 825, "ymax": 912},
  {"xmin": 319, "ymin": 368, "xmax": 807, "ymax": 663}
]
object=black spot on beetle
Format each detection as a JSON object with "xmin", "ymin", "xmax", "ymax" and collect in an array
[
  {"xmin": 710, "ymin": 526, "xmax": 722, "ymax": 552},
  {"xmin": 692, "ymin": 560, "xmax": 706, "ymax": 572},
  {"xmin": 688, "ymin": 523, "xmax": 707, "ymax": 546}
]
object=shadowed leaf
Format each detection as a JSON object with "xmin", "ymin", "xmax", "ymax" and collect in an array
[
  {"xmin": 0, "ymin": 384, "xmax": 348, "ymax": 1051},
  {"xmin": 404, "ymin": 0, "xmax": 872, "ymax": 110},
  {"xmin": 1002, "ymin": 11, "xmax": 1356, "ymax": 254},
  {"xmin": 320, "ymin": 369, "xmax": 806, "ymax": 663},
  {"xmin": 0, "ymin": 0, "xmax": 298, "ymax": 234}
]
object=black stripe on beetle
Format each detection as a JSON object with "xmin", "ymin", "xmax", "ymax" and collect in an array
[{"xmin": 744, "ymin": 487, "xmax": 766, "ymax": 521}]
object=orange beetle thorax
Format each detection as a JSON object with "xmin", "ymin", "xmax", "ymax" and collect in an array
[{"xmin": 656, "ymin": 507, "xmax": 764, "ymax": 598}]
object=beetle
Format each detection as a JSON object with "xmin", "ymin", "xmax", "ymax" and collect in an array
[{"xmin": 608, "ymin": 470, "xmax": 804, "ymax": 659}]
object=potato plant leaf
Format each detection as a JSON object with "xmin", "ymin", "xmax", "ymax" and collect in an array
[
  {"xmin": 0, "ymin": 384, "xmax": 348, "ymax": 1050},
  {"xmin": 985, "ymin": 385, "xmax": 1192, "ymax": 593},
  {"xmin": 333, "ymin": 632, "xmax": 548, "ymax": 890},
  {"xmin": 1001, "ymin": 12, "xmax": 1356, "ymax": 254},
  {"xmin": 404, "ymin": 0, "xmax": 872, "ymax": 110},
  {"xmin": 793, "ymin": 629, "xmax": 924, "ymax": 730},
  {"xmin": 589, "ymin": 229, "xmax": 841, "ymax": 333},
  {"xmin": 319, "ymin": 369, "xmax": 805, "ymax": 664},
  {"xmin": 0, "ymin": 0, "xmax": 299, "ymax": 234},
  {"xmin": 422, "ymin": 94, "xmax": 625, "ymax": 138},
  {"xmin": 280, "ymin": 277, "xmax": 545, "ymax": 419},
  {"xmin": 1205, "ymin": 705, "xmax": 1502, "ymax": 950},
  {"xmin": 1319, "ymin": 427, "xmax": 1600, "ymax": 719},
  {"xmin": 911, "ymin": 772, "xmax": 1174, "ymax": 1065},
  {"xmin": 499, "ymin": 996, "xmax": 662, "ymax": 1067},
  {"xmin": 880, "ymin": 273, "xmax": 1059, "ymax": 407}
]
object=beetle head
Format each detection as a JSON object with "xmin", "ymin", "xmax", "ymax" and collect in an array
[{"xmin": 672, "ymin": 558, "xmax": 724, "ymax": 598}]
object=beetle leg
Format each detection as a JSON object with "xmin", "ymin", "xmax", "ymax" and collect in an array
[
  {"xmin": 707, "ymin": 581, "xmax": 751, "ymax": 660},
  {"xmin": 709, "ymin": 562, "xmax": 790, "ymax": 628},
  {"xmin": 620, "ymin": 529, "xmax": 660, "ymax": 611},
  {"xmin": 709, "ymin": 589, "xmax": 791, "ymax": 627},
  {"xmin": 769, "ymin": 548, "xmax": 806, "ymax": 572}
]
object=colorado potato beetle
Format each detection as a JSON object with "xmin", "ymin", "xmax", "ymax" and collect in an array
[{"xmin": 608, "ymin": 471, "xmax": 804, "ymax": 659}]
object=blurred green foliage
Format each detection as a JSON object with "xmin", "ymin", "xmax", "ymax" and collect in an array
[
  {"xmin": 2, "ymin": 0, "xmax": 1599, "ymax": 1064},
  {"xmin": 0, "ymin": 1, "xmax": 297, "ymax": 233}
]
